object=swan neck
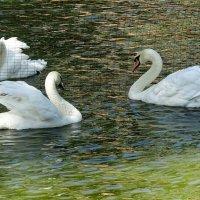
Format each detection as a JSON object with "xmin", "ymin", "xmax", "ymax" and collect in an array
[
  {"xmin": 45, "ymin": 77, "xmax": 81, "ymax": 120},
  {"xmin": 45, "ymin": 78, "xmax": 65, "ymax": 111},
  {"xmin": 45, "ymin": 81, "xmax": 60, "ymax": 102},
  {"xmin": 129, "ymin": 53, "xmax": 162, "ymax": 97}
]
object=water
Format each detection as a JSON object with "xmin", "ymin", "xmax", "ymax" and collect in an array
[{"xmin": 0, "ymin": 1, "xmax": 200, "ymax": 199}]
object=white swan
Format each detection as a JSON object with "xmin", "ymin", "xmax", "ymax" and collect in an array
[
  {"xmin": 128, "ymin": 49, "xmax": 200, "ymax": 107},
  {"xmin": 0, "ymin": 37, "xmax": 47, "ymax": 80},
  {"xmin": 0, "ymin": 71, "xmax": 82, "ymax": 130}
]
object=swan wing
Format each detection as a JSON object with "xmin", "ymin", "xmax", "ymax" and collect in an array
[
  {"xmin": 0, "ymin": 81, "xmax": 62, "ymax": 120},
  {"xmin": 1, "ymin": 37, "xmax": 29, "ymax": 52},
  {"xmin": 143, "ymin": 66, "xmax": 200, "ymax": 106},
  {"xmin": 0, "ymin": 37, "xmax": 47, "ymax": 80}
]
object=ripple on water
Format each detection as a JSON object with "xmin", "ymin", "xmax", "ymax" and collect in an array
[{"xmin": 0, "ymin": 0, "xmax": 200, "ymax": 199}]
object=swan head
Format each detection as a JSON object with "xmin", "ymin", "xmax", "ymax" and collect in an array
[
  {"xmin": 46, "ymin": 71, "xmax": 64, "ymax": 89},
  {"xmin": 132, "ymin": 49, "xmax": 162, "ymax": 72}
]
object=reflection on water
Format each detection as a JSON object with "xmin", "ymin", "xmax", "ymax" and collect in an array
[
  {"xmin": 1, "ymin": 104, "xmax": 200, "ymax": 199},
  {"xmin": 0, "ymin": 0, "xmax": 200, "ymax": 199}
]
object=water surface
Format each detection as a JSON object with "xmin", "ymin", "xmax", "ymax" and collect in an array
[{"xmin": 0, "ymin": 1, "xmax": 200, "ymax": 199}]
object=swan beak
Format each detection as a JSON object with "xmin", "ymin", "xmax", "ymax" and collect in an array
[{"xmin": 132, "ymin": 55, "xmax": 140, "ymax": 72}]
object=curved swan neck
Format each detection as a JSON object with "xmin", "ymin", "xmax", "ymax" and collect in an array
[
  {"xmin": 45, "ymin": 77, "xmax": 61, "ymax": 103},
  {"xmin": 45, "ymin": 74, "xmax": 81, "ymax": 119},
  {"xmin": 0, "ymin": 40, "xmax": 7, "ymax": 66},
  {"xmin": 45, "ymin": 77, "xmax": 69, "ymax": 114},
  {"xmin": 129, "ymin": 50, "xmax": 163, "ymax": 97}
]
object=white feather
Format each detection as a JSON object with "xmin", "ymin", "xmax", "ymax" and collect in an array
[
  {"xmin": 0, "ymin": 71, "xmax": 82, "ymax": 130},
  {"xmin": 129, "ymin": 49, "xmax": 200, "ymax": 107},
  {"xmin": 0, "ymin": 37, "xmax": 47, "ymax": 80}
]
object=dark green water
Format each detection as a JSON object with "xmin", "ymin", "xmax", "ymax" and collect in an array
[{"xmin": 0, "ymin": 1, "xmax": 200, "ymax": 199}]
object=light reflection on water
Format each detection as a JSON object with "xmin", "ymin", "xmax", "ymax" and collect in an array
[
  {"xmin": 0, "ymin": 0, "xmax": 200, "ymax": 199},
  {"xmin": 1, "ymin": 100, "xmax": 200, "ymax": 199}
]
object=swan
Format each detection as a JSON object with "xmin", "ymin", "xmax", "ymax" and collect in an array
[
  {"xmin": 0, "ymin": 71, "xmax": 82, "ymax": 130},
  {"xmin": 0, "ymin": 37, "xmax": 47, "ymax": 80},
  {"xmin": 128, "ymin": 49, "xmax": 200, "ymax": 107}
]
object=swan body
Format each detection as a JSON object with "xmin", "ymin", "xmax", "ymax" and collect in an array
[
  {"xmin": 0, "ymin": 37, "xmax": 47, "ymax": 80},
  {"xmin": 0, "ymin": 71, "xmax": 82, "ymax": 130},
  {"xmin": 128, "ymin": 49, "xmax": 200, "ymax": 107}
]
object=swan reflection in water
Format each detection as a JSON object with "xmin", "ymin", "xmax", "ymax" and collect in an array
[
  {"xmin": 130, "ymin": 100, "xmax": 200, "ymax": 134},
  {"xmin": 0, "ymin": 123, "xmax": 82, "ymax": 155}
]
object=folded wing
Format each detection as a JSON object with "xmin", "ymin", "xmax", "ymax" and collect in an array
[{"xmin": 0, "ymin": 81, "xmax": 62, "ymax": 121}]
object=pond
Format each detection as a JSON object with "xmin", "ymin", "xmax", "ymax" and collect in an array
[{"xmin": 0, "ymin": 0, "xmax": 200, "ymax": 199}]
